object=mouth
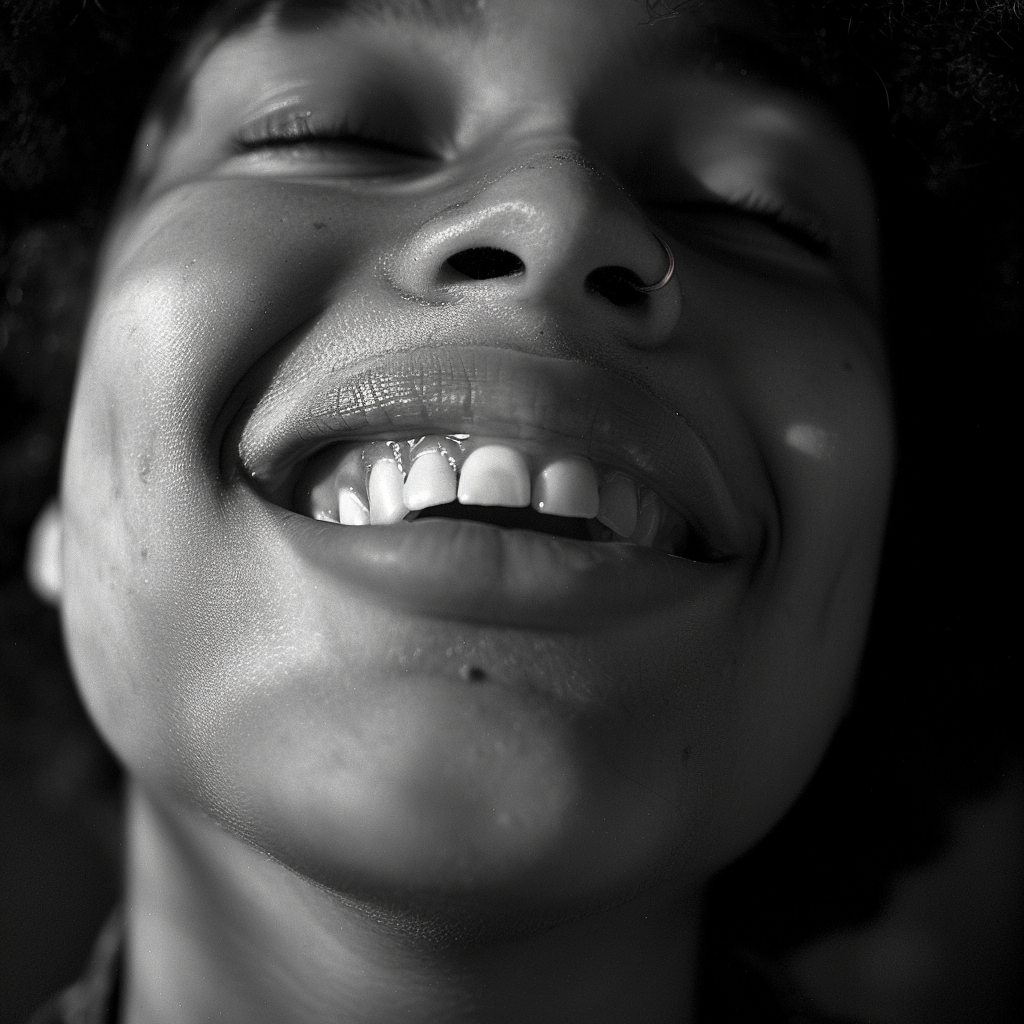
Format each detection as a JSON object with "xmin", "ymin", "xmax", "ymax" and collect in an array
[
  {"xmin": 235, "ymin": 345, "xmax": 752, "ymax": 628},
  {"xmin": 293, "ymin": 434, "xmax": 716, "ymax": 560}
]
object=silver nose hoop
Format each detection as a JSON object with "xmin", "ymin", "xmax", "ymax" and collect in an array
[{"xmin": 633, "ymin": 235, "xmax": 675, "ymax": 293}]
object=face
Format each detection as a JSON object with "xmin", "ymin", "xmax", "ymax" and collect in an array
[{"xmin": 57, "ymin": 0, "xmax": 893, "ymax": 917}]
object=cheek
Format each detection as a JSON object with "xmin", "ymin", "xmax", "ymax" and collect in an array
[
  {"xmin": 722, "ymin": 283, "xmax": 895, "ymax": 595},
  {"xmin": 683, "ymin": 269, "xmax": 895, "ymax": 863},
  {"xmin": 57, "ymin": 187, "xmax": 357, "ymax": 774}
]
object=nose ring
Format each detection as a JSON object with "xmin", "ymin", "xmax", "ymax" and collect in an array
[{"xmin": 634, "ymin": 235, "xmax": 675, "ymax": 293}]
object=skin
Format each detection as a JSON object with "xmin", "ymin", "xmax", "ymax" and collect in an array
[{"xmin": 35, "ymin": 0, "xmax": 894, "ymax": 1020}]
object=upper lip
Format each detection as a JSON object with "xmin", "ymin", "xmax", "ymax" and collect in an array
[{"xmin": 234, "ymin": 344, "xmax": 750, "ymax": 557}]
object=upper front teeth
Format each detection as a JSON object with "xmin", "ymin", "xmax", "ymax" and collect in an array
[
  {"xmin": 458, "ymin": 446, "xmax": 532, "ymax": 508},
  {"xmin": 298, "ymin": 435, "xmax": 687, "ymax": 550},
  {"xmin": 368, "ymin": 458, "xmax": 406, "ymax": 526},
  {"xmin": 404, "ymin": 447, "xmax": 457, "ymax": 510},
  {"xmin": 533, "ymin": 457, "xmax": 600, "ymax": 519}
]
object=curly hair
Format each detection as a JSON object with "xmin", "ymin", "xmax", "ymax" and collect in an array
[{"xmin": 1, "ymin": 0, "xmax": 1021, "ymax": 955}]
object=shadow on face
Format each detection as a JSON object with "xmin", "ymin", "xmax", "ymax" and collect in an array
[{"xmin": 45, "ymin": 0, "xmax": 894, "ymax": 919}]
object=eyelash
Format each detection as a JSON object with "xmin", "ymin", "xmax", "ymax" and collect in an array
[
  {"xmin": 704, "ymin": 193, "xmax": 835, "ymax": 259},
  {"xmin": 235, "ymin": 111, "xmax": 432, "ymax": 160}
]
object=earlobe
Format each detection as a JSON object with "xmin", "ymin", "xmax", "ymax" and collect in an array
[{"xmin": 26, "ymin": 500, "xmax": 64, "ymax": 606}]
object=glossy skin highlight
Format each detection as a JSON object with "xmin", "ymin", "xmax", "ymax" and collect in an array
[{"xmin": 53, "ymin": 0, "xmax": 894, "ymax": 1019}]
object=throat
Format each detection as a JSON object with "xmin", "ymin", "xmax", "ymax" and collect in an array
[{"xmin": 122, "ymin": 785, "xmax": 701, "ymax": 1024}]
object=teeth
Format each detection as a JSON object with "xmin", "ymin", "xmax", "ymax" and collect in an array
[
  {"xmin": 308, "ymin": 445, "xmax": 364, "ymax": 523},
  {"xmin": 630, "ymin": 487, "xmax": 661, "ymax": 546},
  {"xmin": 532, "ymin": 457, "xmax": 600, "ymax": 518},
  {"xmin": 457, "ymin": 445, "xmax": 531, "ymax": 507},
  {"xmin": 297, "ymin": 435, "xmax": 691, "ymax": 553},
  {"xmin": 338, "ymin": 488, "xmax": 370, "ymax": 526},
  {"xmin": 368, "ymin": 458, "xmax": 407, "ymax": 525},
  {"xmin": 596, "ymin": 472, "xmax": 638, "ymax": 537},
  {"xmin": 404, "ymin": 446, "xmax": 457, "ymax": 511}
]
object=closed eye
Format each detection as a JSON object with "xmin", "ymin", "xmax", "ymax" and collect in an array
[
  {"xmin": 232, "ymin": 110, "xmax": 440, "ymax": 170},
  {"xmin": 236, "ymin": 125, "xmax": 434, "ymax": 161},
  {"xmin": 686, "ymin": 197, "xmax": 835, "ymax": 260}
]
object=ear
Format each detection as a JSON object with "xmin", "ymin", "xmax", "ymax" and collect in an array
[{"xmin": 26, "ymin": 499, "xmax": 63, "ymax": 606}]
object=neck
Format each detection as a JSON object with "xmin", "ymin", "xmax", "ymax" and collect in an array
[{"xmin": 119, "ymin": 786, "xmax": 701, "ymax": 1024}]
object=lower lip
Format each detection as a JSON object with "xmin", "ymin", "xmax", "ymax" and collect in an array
[{"xmin": 279, "ymin": 508, "xmax": 734, "ymax": 630}]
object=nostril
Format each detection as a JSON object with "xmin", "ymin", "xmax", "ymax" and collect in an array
[
  {"xmin": 585, "ymin": 266, "xmax": 648, "ymax": 308},
  {"xmin": 445, "ymin": 247, "xmax": 526, "ymax": 280}
]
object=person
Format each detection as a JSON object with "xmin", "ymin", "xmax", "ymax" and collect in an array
[{"xmin": 5, "ymin": 0, "xmax": 1019, "ymax": 1021}]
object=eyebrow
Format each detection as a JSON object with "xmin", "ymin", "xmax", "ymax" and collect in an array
[
  {"xmin": 705, "ymin": 27, "xmax": 830, "ymax": 97},
  {"xmin": 263, "ymin": 0, "xmax": 485, "ymax": 32},
  {"xmin": 651, "ymin": 18, "xmax": 829, "ymax": 99},
  {"xmin": 642, "ymin": 15, "xmax": 863, "ymax": 143}
]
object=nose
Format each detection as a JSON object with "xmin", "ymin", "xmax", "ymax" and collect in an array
[{"xmin": 388, "ymin": 150, "xmax": 681, "ymax": 346}]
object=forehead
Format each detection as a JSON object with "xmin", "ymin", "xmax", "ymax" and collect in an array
[
  {"xmin": 160, "ymin": 0, "xmax": 820, "ymax": 112},
  {"xmin": 197, "ymin": 0, "xmax": 489, "ymax": 39}
]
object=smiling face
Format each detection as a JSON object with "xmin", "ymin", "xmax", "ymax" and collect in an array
[{"xmin": 58, "ymin": 0, "xmax": 894, "ymax": 918}]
